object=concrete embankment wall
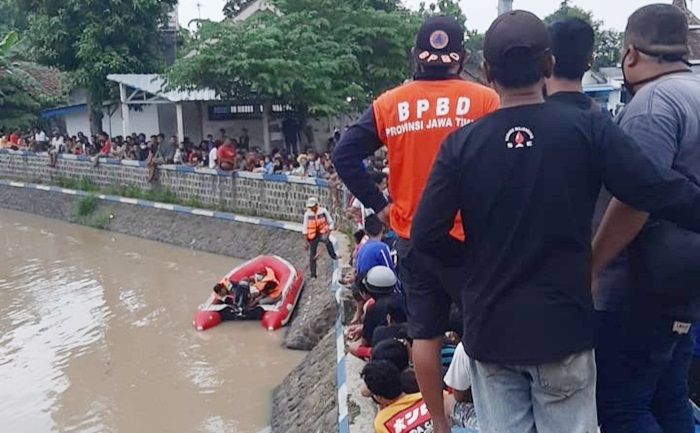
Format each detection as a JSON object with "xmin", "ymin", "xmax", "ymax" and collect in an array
[
  {"xmin": 0, "ymin": 179, "xmax": 341, "ymax": 433},
  {"xmin": 0, "ymin": 149, "xmax": 344, "ymax": 223}
]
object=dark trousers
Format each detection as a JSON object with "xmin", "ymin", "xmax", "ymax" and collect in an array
[
  {"xmin": 596, "ymin": 310, "xmax": 694, "ymax": 433},
  {"xmin": 688, "ymin": 355, "xmax": 700, "ymax": 405},
  {"xmin": 232, "ymin": 284, "xmax": 250, "ymax": 310},
  {"xmin": 395, "ymin": 238, "xmax": 465, "ymax": 340},
  {"xmin": 219, "ymin": 306, "xmax": 264, "ymax": 321},
  {"xmin": 285, "ymin": 136, "xmax": 299, "ymax": 156},
  {"xmin": 309, "ymin": 234, "xmax": 337, "ymax": 278}
]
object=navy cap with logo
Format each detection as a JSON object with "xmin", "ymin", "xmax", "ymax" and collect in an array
[
  {"xmin": 415, "ymin": 16, "xmax": 465, "ymax": 66},
  {"xmin": 484, "ymin": 10, "xmax": 551, "ymax": 67}
]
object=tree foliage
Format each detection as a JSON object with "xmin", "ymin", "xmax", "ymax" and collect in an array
[
  {"xmin": 0, "ymin": 0, "xmax": 28, "ymax": 35},
  {"xmin": 595, "ymin": 29, "xmax": 623, "ymax": 70},
  {"xmin": 418, "ymin": 0, "xmax": 467, "ymax": 29},
  {"xmin": 170, "ymin": 0, "xmax": 425, "ymax": 117},
  {"xmin": 20, "ymin": 0, "xmax": 177, "ymax": 133},
  {"xmin": 170, "ymin": 0, "xmax": 473, "ymax": 117},
  {"xmin": 544, "ymin": 0, "xmax": 622, "ymax": 69},
  {"xmin": 0, "ymin": 31, "xmax": 57, "ymax": 130}
]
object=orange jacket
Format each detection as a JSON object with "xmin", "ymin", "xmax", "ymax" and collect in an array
[
  {"xmin": 255, "ymin": 267, "xmax": 281, "ymax": 299},
  {"xmin": 373, "ymin": 79, "xmax": 499, "ymax": 240},
  {"xmin": 302, "ymin": 207, "xmax": 334, "ymax": 240}
]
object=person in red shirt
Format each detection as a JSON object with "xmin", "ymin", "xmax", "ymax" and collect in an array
[
  {"xmin": 9, "ymin": 130, "xmax": 19, "ymax": 145},
  {"xmin": 217, "ymin": 138, "xmax": 238, "ymax": 171},
  {"xmin": 333, "ymin": 16, "xmax": 499, "ymax": 433},
  {"xmin": 99, "ymin": 132, "xmax": 112, "ymax": 156}
]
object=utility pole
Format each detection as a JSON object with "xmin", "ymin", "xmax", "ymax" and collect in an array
[
  {"xmin": 196, "ymin": 2, "xmax": 202, "ymax": 20},
  {"xmin": 498, "ymin": 0, "xmax": 513, "ymax": 16}
]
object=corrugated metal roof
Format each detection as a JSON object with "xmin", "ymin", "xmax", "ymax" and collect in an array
[
  {"xmin": 106, "ymin": 74, "xmax": 219, "ymax": 102},
  {"xmin": 40, "ymin": 103, "xmax": 87, "ymax": 118}
]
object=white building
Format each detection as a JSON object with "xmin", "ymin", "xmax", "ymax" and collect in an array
[
  {"xmin": 40, "ymin": 75, "xmax": 346, "ymax": 152},
  {"xmin": 582, "ymin": 69, "xmax": 625, "ymax": 114}
]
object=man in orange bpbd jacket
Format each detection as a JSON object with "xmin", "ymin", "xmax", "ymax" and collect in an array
[{"xmin": 333, "ymin": 16, "xmax": 499, "ymax": 433}]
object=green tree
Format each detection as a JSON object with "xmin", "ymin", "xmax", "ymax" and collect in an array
[
  {"xmin": 418, "ymin": 0, "xmax": 467, "ymax": 29},
  {"xmin": 544, "ymin": 0, "xmax": 622, "ymax": 69},
  {"xmin": 0, "ymin": 0, "xmax": 29, "ymax": 34},
  {"xmin": 464, "ymin": 30, "xmax": 485, "ymax": 69},
  {"xmin": 21, "ymin": 0, "xmax": 177, "ymax": 134},
  {"xmin": 544, "ymin": 0, "xmax": 593, "ymax": 24},
  {"xmin": 169, "ymin": 0, "xmax": 421, "ymax": 117},
  {"xmin": 0, "ymin": 31, "xmax": 62, "ymax": 131},
  {"xmin": 170, "ymin": 0, "xmax": 474, "ymax": 118},
  {"xmin": 595, "ymin": 29, "xmax": 623, "ymax": 70}
]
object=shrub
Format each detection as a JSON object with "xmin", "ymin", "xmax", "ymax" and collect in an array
[{"xmin": 75, "ymin": 195, "xmax": 98, "ymax": 217}]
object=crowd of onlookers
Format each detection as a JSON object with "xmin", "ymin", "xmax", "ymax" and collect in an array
[
  {"xmin": 339, "ymin": 167, "xmax": 476, "ymax": 431},
  {"xmin": 0, "ymin": 126, "xmax": 355, "ymax": 179},
  {"xmin": 340, "ymin": 209, "xmax": 478, "ymax": 432}
]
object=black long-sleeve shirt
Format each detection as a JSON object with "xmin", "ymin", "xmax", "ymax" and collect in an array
[
  {"xmin": 332, "ymin": 106, "xmax": 389, "ymax": 213},
  {"xmin": 411, "ymin": 100, "xmax": 700, "ymax": 365}
]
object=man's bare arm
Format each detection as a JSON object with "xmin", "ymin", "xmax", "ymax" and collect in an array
[{"xmin": 591, "ymin": 198, "xmax": 649, "ymax": 281}]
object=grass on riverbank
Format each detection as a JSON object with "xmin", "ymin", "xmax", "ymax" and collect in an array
[
  {"xmin": 53, "ymin": 177, "xmax": 209, "ymax": 209},
  {"xmin": 46, "ymin": 176, "xmax": 266, "ymax": 220},
  {"xmin": 73, "ymin": 194, "xmax": 110, "ymax": 229}
]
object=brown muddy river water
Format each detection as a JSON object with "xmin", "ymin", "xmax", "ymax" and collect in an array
[{"xmin": 0, "ymin": 209, "xmax": 304, "ymax": 433}]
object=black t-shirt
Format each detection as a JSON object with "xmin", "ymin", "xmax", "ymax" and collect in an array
[
  {"xmin": 547, "ymin": 92, "xmax": 613, "ymax": 234},
  {"xmin": 372, "ymin": 323, "xmax": 409, "ymax": 347},
  {"xmin": 362, "ymin": 294, "xmax": 407, "ymax": 346},
  {"xmin": 412, "ymin": 101, "xmax": 700, "ymax": 364}
]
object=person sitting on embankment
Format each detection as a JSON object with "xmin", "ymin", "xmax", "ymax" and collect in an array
[{"xmin": 362, "ymin": 360, "xmax": 434, "ymax": 433}]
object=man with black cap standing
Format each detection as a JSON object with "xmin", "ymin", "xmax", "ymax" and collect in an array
[
  {"xmin": 592, "ymin": 4, "xmax": 700, "ymax": 432},
  {"xmin": 333, "ymin": 16, "xmax": 499, "ymax": 433},
  {"xmin": 411, "ymin": 10, "xmax": 700, "ymax": 433}
]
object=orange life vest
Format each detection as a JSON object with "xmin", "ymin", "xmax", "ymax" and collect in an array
[
  {"xmin": 305, "ymin": 210, "xmax": 330, "ymax": 240},
  {"xmin": 372, "ymin": 79, "xmax": 500, "ymax": 240},
  {"xmin": 255, "ymin": 267, "xmax": 281, "ymax": 299}
]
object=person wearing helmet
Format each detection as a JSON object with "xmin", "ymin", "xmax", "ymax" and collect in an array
[
  {"xmin": 302, "ymin": 196, "xmax": 338, "ymax": 278},
  {"xmin": 346, "ymin": 266, "xmax": 407, "ymax": 357}
]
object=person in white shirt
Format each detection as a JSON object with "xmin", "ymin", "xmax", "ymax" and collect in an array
[
  {"xmin": 34, "ymin": 129, "xmax": 47, "ymax": 150},
  {"xmin": 174, "ymin": 146, "xmax": 184, "ymax": 165},
  {"xmin": 302, "ymin": 197, "xmax": 339, "ymax": 278},
  {"xmin": 50, "ymin": 131, "xmax": 64, "ymax": 152},
  {"xmin": 444, "ymin": 342, "xmax": 479, "ymax": 431},
  {"xmin": 348, "ymin": 172, "xmax": 389, "ymax": 230},
  {"xmin": 208, "ymin": 143, "xmax": 218, "ymax": 169}
]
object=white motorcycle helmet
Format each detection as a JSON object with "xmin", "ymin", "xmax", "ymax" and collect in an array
[{"xmin": 364, "ymin": 265, "xmax": 397, "ymax": 296}]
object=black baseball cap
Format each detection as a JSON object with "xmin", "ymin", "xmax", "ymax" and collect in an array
[
  {"xmin": 415, "ymin": 16, "xmax": 465, "ymax": 66},
  {"xmin": 484, "ymin": 10, "xmax": 551, "ymax": 67}
]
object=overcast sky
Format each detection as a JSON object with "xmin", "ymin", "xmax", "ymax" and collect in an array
[{"xmin": 178, "ymin": 0, "xmax": 700, "ymax": 32}]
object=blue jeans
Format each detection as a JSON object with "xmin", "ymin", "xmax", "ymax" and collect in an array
[
  {"xmin": 468, "ymin": 350, "xmax": 597, "ymax": 433},
  {"xmin": 596, "ymin": 311, "xmax": 694, "ymax": 433}
]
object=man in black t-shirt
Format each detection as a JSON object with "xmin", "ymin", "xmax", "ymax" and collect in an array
[
  {"xmin": 545, "ymin": 18, "xmax": 597, "ymax": 111},
  {"xmin": 545, "ymin": 18, "xmax": 614, "ymax": 236},
  {"xmin": 411, "ymin": 10, "xmax": 700, "ymax": 433}
]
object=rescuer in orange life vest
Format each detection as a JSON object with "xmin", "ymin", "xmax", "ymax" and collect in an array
[
  {"xmin": 302, "ymin": 197, "xmax": 339, "ymax": 278},
  {"xmin": 332, "ymin": 15, "xmax": 499, "ymax": 433},
  {"xmin": 250, "ymin": 266, "xmax": 282, "ymax": 305}
]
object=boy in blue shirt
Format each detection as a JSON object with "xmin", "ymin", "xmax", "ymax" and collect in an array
[{"xmin": 356, "ymin": 215, "xmax": 395, "ymax": 278}]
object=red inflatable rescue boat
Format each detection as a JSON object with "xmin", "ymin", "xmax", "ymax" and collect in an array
[{"xmin": 193, "ymin": 255, "xmax": 304, "ymax": 331}]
